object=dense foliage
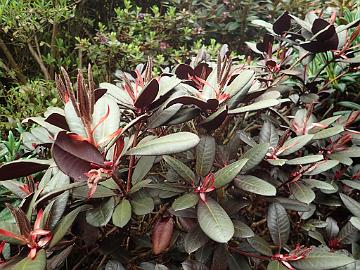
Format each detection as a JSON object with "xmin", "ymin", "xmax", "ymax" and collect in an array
[{"xmin": 0, "ymin": 7, "xmax": 360, "ymax": 269}]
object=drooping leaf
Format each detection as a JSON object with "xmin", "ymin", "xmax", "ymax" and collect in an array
[
  {"xmin": 49, "ymin": 205, "xmax": 88, "ymax": 248},
  {"xmin": 267, "ymin": 203, "xmax": 290, "ymax": 247},
  {"xmin": 0, "ymin": 159, "xmax": 50, "ymax": 181},
  {"xmin": 184, "ymin": 225, "xmax": 209, "ymax": 254},
  {"xmin": 112, "ymin": 199, "xmax": 132, "ymax": 228},
  {"xmin": 12, "ymin": 249, "xmax": 46, "ymax": 270},
  {"xmin": 234, "ymin": 175, "xmax": 276, "ymax": 196},
  {"xmin": 290, "ymin": 248, "xmax": 355, "ymax": 270},
  {"xmin": 233, "ymin": 220, "xmax": 254, "ymax": 238},
  {"xmin": 290, "ymin": 182, "xmax": 315, "ymax": 204},
  {"xmin": 163, "ymin": 155, "xmax": 195, "ymax": 184},
  {"xmin": 214, "ymin": 158, "xmax": 248, "ymax": 188},
  {"xmin": 86, "ymin": 197, "xmax": 115, "ymax": 227},
  {"xmin": 340, "ymin": 193, "xmax": 360, "ymax": 217},
  {"xmin": 229, "ymin": 99, "xmax": 280, "ymax": 114},
  {"xmin": 127, "ymin": 132, "xmax": 200, "ymax": 156},
  {"xmin": 151, "ymin": 217, "xmax": 174, "ymax": 256},
  {"xmin": 52, "ymin": 131, "xmax": 104, "ymax": 181},
  {"xmin": 196, "ymin": 135, "xmax": 216, "ymax": 176},
  {"xmin": 172, "ymin": 193, "xmax": 199, "ymax": 211},
  {"xmin": 197, "ymin": 198, "xmax": 234, "ymax": 243}
]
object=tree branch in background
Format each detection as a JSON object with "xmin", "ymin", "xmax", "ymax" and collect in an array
[
  {"xmin": 27, "ymin": 40, "xmax": 50, "ymax": 81},
  {"xmin": 0, "ymin": 36, "xmax": 27, "ymax": 84}
]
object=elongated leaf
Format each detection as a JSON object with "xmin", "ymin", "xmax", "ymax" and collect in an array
[
  {"xmin": 234, "ymin": 175, "xmax": 276, "ymax": 196},
  {"xmin": 197, "ymin": 198, "xmax": 234, "ymax": 243},
  {"xmin": 340, "ymin": 146, "xmax": 360, "ymax": 158},
  {"xmin": 341, "ymin": 180, "xmax": 360, "ymax": 190},
  {"xmin": 229, "ymin": 99, "xmax": 280, "ymax": 114},
  {"xmin": 214, "ymin": 158, "xmax": 248, "ymax": 188},
  {"xmin": 199, "ymin": 106, "xmax": 228, "ymax": 131},
  {"xmin": 152, "ymin": 217, "xmax": 174, "ymax": 255},
  {"xmin": 247, "ymin": 235, "xmax": 273, "ymax": 256},
  {"xmin": 184, "ymin": 225, "xmax": 209, "ymax": 254},
  {"xmin": 290, "ymin": 182, "xmax": 315, "ymax": 204},
  {"xmin": 302, "ymin": 179, "xmax": 335, "ymax": 191},
  {"xmin": 304, "ymin": 160, "xmax": 339, "ymax": 175},
  {"xmin": 99, "ymin": 82, "xmax": 133, "ymax": 107},
  {"xmin": 172, "ymin": 193, "xmax": 199, "ymax": 211},
  {"xmin": 340, "ymin": 193, "xmax": 360, "ymax": 217},
  {"xmin": 350, "ymin": 217, "xmax": 360, "ymax": 231},
  {"xmin": 290, "ymin": 248, "xmax": 355, "ymax": 270},
  {"xmin": 52, "ymin": 131, "xmax": 104, "ymax": 181},
  {"xmin": 196, "ymin": 135, "xmax": 216, "ymax": 176},
  {"xmin": 86, "ymin": 197, "xmax": 115, "ymax": 227},
  {"xmin": 49, "ymin": 205, "xmax": 88, "ymax": 248},
  {"xmin": 233, "ymin": 220, "xmax": 254, "ymax": 238},
  {"xmin": 0, "ymin": 159, "xmax": 50, "ymax": 181},
  {"xmin": 279, "ymin": 134, "xmax": 313, "ymax": 156},
  {"xmin": 267, "ymin": 203, "xmax": 290, "ymax": 247},
  {"xmin": 127, "ymin": 132, "xmax": 200, "ymax": 156},
  {"xmin": 132, "ymin": 156, "xmax": 156, "ymax": 184},
  {"xmin": 64, "ymin": 102, "xmax": 87, "ymax": 137},
  {"xmin": 259, "ymin": 121, "xmax": 279, "ymax": 148},
  {"xmin": 12, "ymin": 249, "xmax": 46, "ymax": 270},
  {"xmin": 286, "ymin": 155, "xmax": 323, "ymax": 165},
  {"xmin": 312, "ymin": 126, "xmax": 344, "ymax": 140},
  {"xmin": 134, "ymin": 79, "xmax": 159, "ymax": 108},
  {"xmin": 163, "ymin": 155, "xmax": 195, "ymax": 184},
  {"xmin": 242, "ymin": 143, "xmax": 269, "ymax": 171},
  {"xmin": 112, "ymin": 199, "xmax": 131, "ymax": 228}
]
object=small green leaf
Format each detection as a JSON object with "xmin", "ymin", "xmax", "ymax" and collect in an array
[
  {"xmin": 163, "ymin": 155, "xmax": 195, "ymax": 184},
  {"xmin": 196, "ymin": 135, "xmax": 216, "ymax": 176},
  {"xmin": 172, "ymin": 193, "xmax": 199, "ymax": 211},
  {"xmin": 184, "ymin": 226, "xmax": 209, "ymax": 254},
  {"xmin": 131, "ymin": 196, "xmax": 154, "ymax": 216},
  {"xmin": 340, "ymin": 193, "xmax": 360, "ymax": 217},
  {"xmin": 233, "ymin": 220, "xmax": 254, "ymax": 238},
  {"xmin": 290, "ymin": 248, "xmax": 355, "ymax": 270},
  {"xmin": 234, "ymin": 175, "xmax": 276, "ymax": 196},
  {"xmin": 197, "ymin": 198, "xmax": 234, "ymax": 243},
  {"xmin": 290, "ymin": 182, "xmax": 315, "ymax": 204},
  {"xmin": 242, "ymin": 143, "xmax": 270, "ymax": 171},
  {"xmin": 127, "ymin": 132, "xmax": 200, "ymax": 156},
  {"xmin": 286, "ymin": 155, "xmax": 323, "ymax": 165},
  {"xmin": 86, "ymin": 197, "xmax": 115, "ymax": 227},
  {"xmin": 12, "ymin": 249, "xmax": 46, "ymax": 270},
  {"xmin": 267, "ymin": 203, "xmax": 290, "ymax": 247},
  {"xmin": 132, "ymin": 156, "xmax": 156, "ymax": 184},
  {"xmin": 214, "ymin": 158, "xmax": 248, "ymax": 188},
  {"xmin": 302, "ymin": 179, "xmax": 336, "ymax": 191},
  {"xmin": 247, "ymin": 235, "xmax": 273, "ymax": 256},
  {"xmin": 112, "ymin": 199, "xmax": 131, "ymax": 228},
  {"xmin": 229, "ymin": 99, "xmax": 280, "ymax": 114}
]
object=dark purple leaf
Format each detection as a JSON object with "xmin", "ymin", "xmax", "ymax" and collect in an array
[
  {"xmin": 301, "ymin": 34, "xmax": 339, "ymax": 53},
  {"xmin": 256, "ymin": 34, "xmax": 274, "ymax": 53},
  {"xmin": 134, "ymin": 78, "xmax": 159, "ymax": 108},
  {"xmin": 311, "ymin": 18, "xmax": 330, "ymax": 35},
  {"xmin": 199, "ymin": 106, "xmax": 228, "ymax": 131},
  {"xmin": 6, "ymin": 204, "xmax": 31, "ymax": 237},
  {"xmin": 166, "ymin": 96, "xmax": 218, "ymax": 111},
  {"xmin": 45, "ymin": 113, "xmax": 70, "ymax": 131},
  {"xmin": 52, "ymin": 131, "xmax": 104, "ymax": 181},
  {"xmin": 273, "ymin": 12, "xmax": 291, "ymax": 35},
  {"xmin": 0, "ymin": 159, "xmax": 50, "ymax": 181},
  {"xmin": 175, "ymin": 64, "xmax": 194, "ymax": 79},
  {"xmin": 194, "ymin": 63, "xmax": 212, "ymax": 80},
  {"xmin": 94, "ymin": 88, "xmax": 107, "ymax": 101}
]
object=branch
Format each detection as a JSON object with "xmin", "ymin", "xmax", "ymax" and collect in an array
[
  {"xmin": 0, "ymin": 36, "xmax": 27, "ymax": 84},
  {"xmin": 27, "ymin": 40, "xmax": 50, "ymax": 80}
]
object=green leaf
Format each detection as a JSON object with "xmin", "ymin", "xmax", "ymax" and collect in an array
[
  {"xmin": 86, "ymin": 197, "xmax": 115, "ymax": 227},
  {"xmin": 127, "ymin": 132, "xmax": 200, "ymax": 156},
  {"xmin": 341, "ymin": 180, "xmax": 360, "ymax": 190},
  {"xmin": 290, "ymin": 248, "xmax": 355, "ymax": 270},
  {"xmin": 259, "ymin": 121, "xmax": 279, "ymax": 148},
  {"xmin": 49, "ymin": 205, "xmax": 88, "ymax": 248},
  {"xmin": 267, "ymin": 203, "xmax": 290, "ymax": 248},
  {"xmin": 112, "ymin": 199, "xmax": 131, "ymax": 228},
  {"xmin": 233, "ymin": 220, "xmax": 254, "ymax": 238},
  {"xmin": 242, "ymin": 143, "xmax": 270, "ymax": 171},
  {"xmin": 338, "ymin": 220, "xmax": 358, "ymax": 244},
  {"xmin": 304, "ymin": 160, "xmax": 339, "ymax": 175},
  {"xmin": 279, "ymin": 134, "xmax": 314, "ymax": 156},
  {"xmin": 64, "ymin": 102, "xmax": 87, "ymax": 137},
  {"xmin": 12, "ymin": 249, "xmax": 46, "ymax": 270},
  {"xmin": 99, "ymin": 82, "xmax": 133, "ymax": 108},
  {"xmin": 286, "ymin": 155, "xmax": 323, "ymax": 165},
  {"xmin": 214, "ymin": 158, "xmax": 248, "ymax": 188},
  {"xmin": 267, "ymin": 159, "xmax": 287, "ymax": 166},
  {"xmin": 267, "ymin": 261, "xmax": 288, "ymax": 270},
  {"xmin": 247, "ymin": 235, "xmax": 273, "ymax": 256},
  {"xmin": 340, "ymin": 193, "xmax": 360, "ymax": 217},
  {"xmin": 312, "ymin": 125, "xmax": 344, "ymax": 140},
  {"xmin": 350, "ymin": 217, "xmax": 360, "ymax": 231},
  {"xmin": 302, "ymin": 179, "xmax": 336, "ymax": 191},
  {"xmin": 340, "ymin": 146, "xmax": 360, "ymax": 158},
  {"xmin": 132, "ymin": 156, "xmax": 156, "ymax": 184},
  {"xmin": 184, "ymin": 225, "xmax": 209, "ymax": 254},
  {"xmin": 196, "ymin": 135, "xmax": 216, "ymax": 176},
  {"xmin": 290, "ymin": 182, "xmax": 315, "ymax": 204},
  {"xmin": 229, "ymin": 99, "xmax": 280, "ymax": 114},
  {"xmin": 197, "ymin": 198, "xmax": 234, "ymax": 243},
  {"xmin": 163, "ymin": 155, "xmax": 195, "ymax": 184},
  {"xmin": 172, "ymin": 193, "xmax": 199, "ymax": 211},
  {"xmin": 131, "ymin": 196, "xmax": 154, "ymax": 216},
  {"xmin": 234, "ymin": 175, "xmax": 276, "ymax": 196}
]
